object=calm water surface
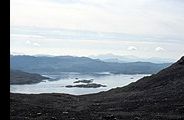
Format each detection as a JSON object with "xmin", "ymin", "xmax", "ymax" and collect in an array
[{"xmin": 10, "ymin": 72, "xmax": 150, "ymax": 95}]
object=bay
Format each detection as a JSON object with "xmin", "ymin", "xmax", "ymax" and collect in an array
[{"xmin": 10, "ymin": 72, "xmax": 150, "ymax": 95}]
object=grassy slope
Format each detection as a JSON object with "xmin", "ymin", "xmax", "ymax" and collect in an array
[{"xmin": 10, "ymin": 70, "xmax": 49, "ymax": 84}]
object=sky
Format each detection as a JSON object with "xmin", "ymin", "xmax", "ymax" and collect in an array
[{"xmin": 10, "ymin": 0, "xmax": 184, "ymax": 60}]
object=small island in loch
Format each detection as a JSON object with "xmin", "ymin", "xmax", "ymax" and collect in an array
[
  {"xmin": 65, "ymin": 83, "xmax": 107, "ymax": 88},
  {"xmin": 73, "ymin": 79, "xmax": 94, "ymax": 84}
]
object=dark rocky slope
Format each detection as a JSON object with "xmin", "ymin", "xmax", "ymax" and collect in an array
[
  {"xmin": 10, "ymin": 57, "xmax": 184, "ymax": 120},
  {"xmin": 10, "ymin": 69, "xmax": 49, "ymax": 84}
]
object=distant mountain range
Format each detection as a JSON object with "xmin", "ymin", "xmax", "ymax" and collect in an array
[
  {"xmin": 90, "ymin": 53, "xmax": 176, "ymax": 63},
  {"xmin": 10, "ymin": 55, "xmax": 171, "ymax": 74}
]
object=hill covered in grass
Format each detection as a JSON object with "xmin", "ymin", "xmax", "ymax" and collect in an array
[{"xmin": 10, "ymin": 69, "xmax": 49, "ymax": 84}]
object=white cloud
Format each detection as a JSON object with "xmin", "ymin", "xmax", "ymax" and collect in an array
[
  {"xmin": 10, "ymin": 0, "xmax": 184, "ymax": 37},
  {"xmin": 10, "ymin": 0, "xmax": 184, "ymax": 59},
  {"xmin": 33, "ymin": 43, "xmax": 40, "ymax": 47},
  {"xmin": 155, "ymin": 47, "xmax": 165, "ymax": 52},
  {"xmin": 10, "ymin": 51, "xmax": 25, "ymax": 55},
  {"xmin": 26, "ymin": 40, "xmax": 31, "ymax": 44},
  {"xmin": 11, "ymin": 34, "xmax": 44, "ymax": 39},
  {"xmin": 25, "ymin": 40, "xmax": 40, "ymax": 47},
  {"xmin": 128, "ymin": 46, "xmax": 137, "ymax": 51}
]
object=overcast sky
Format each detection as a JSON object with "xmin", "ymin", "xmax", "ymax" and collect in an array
[{"xmin": 10, "ymin": 0, "xmax": 184, "ymax": 60}]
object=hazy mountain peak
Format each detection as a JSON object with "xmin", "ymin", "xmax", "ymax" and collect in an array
[{"xmin": 90, "ymin": 54, "xmax": 175, "ymax": 63}]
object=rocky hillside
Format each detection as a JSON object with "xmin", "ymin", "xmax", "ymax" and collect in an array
[{"xmin": 10, "ymin": 57, "xmax": 184, "ymax": 120}]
